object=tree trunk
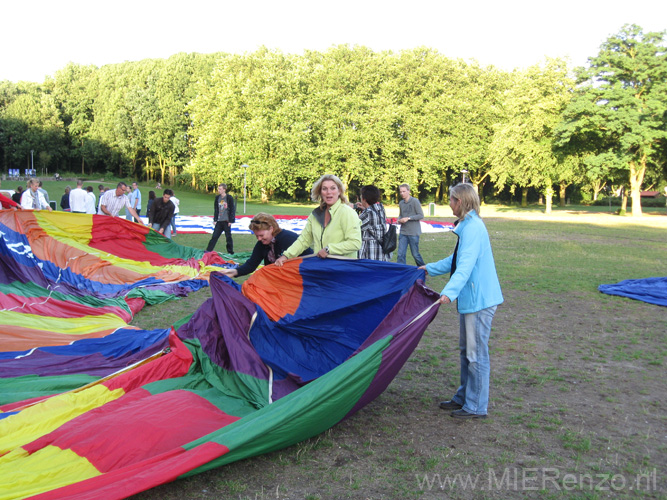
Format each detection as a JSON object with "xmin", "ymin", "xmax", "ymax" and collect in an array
[
  {"xmin": 621, "ymin": 187, "xmax": 628, "ymax": 213},
  {"xmin": 628, "ymin": 159, "xmax": 646, "ymax": 217},
  {"xmin": 559, "ymin": 182, "xmax": 567, "ymax": 207},
  {"xmin": 521, "ymin": 187, "xmax": 528, "ymax": 207},
  {"xmin": 544, "ymin": 184, "xmax": 554, "ymax": 214}
]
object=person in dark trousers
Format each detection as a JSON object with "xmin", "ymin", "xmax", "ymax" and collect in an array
[
  {"xmin": 149, "ymin": 189, "xmax": 175, "ymax": 239},
  {"xmin": 206, "ymin": 183, "xmax": 236, "ymax": 254}
]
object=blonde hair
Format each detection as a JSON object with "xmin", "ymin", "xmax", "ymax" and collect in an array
[
  {"xmin": 311, "ymin": 174, "xmax": 349, "ymax": 208},
  {"xmin": 249, "ymin": 212, "xmax": 281, "ymax": 236},
  {"xmin": 449, "ymin": 183, "xmax": 480, "ymax": 219}
]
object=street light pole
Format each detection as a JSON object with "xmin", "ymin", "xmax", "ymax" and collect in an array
[
  {"xmin": 242, "ymin": 164, "xmax": 249, "ymax": 214},
  {"xmin": 461, "ymin": 169, "xmax": 468, "ymax": 184},
  {"xmin": 30, "ymin": 150, "xmax": 34, "ymax": 176}
]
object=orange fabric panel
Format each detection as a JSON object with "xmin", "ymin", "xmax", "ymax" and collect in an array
[
  {"xmin": 0, "ymin": 326, "xmax": 126, "ymax": 351},
  {"xmin": 241, "ymin": 258, "xmax": 303, "ymax": 322}
]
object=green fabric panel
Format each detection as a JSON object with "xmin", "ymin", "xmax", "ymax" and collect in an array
[
  {"xmin": 142, "ymin": 230, "xmax": 208, "ymax": 260},
  {"xmin": 0, "ymin": 374, "xmax": 100, "ymax": 406},
  {"xmin": 143, "ymin": 339, "xmax": 269, "ymax": 418},
  {"xmin": 126, "ymin": 287, "xmax": 183, "ymax": 306},
  {"xmin": 180, "ymin": 336, "xmax": 388, "ymax": 476}
]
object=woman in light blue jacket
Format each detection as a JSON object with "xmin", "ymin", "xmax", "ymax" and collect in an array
[{"xmin": 421, "ymin": 183, "xmax": 503, "ymax": 419}]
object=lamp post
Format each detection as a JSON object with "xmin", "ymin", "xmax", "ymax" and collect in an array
[
  {"xmin": 461, "ymin": 169, "xmax": 468, "ymax": 184},
  {"xmin": 242, "ymin": 164, "xmax": 249, "ymax": 214},
  {"xmin": 30, "ymin": 150, "xmax": 34, "ymax": 176}
]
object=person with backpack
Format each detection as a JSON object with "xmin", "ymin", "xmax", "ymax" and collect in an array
[{"xmin": 357, "ymin": 185, "xmax": 390, "ymax": 261}]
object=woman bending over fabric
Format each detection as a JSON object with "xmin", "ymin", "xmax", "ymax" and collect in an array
[
  {"xmin": 275, "ymin": 174, "xmax": 361, "ymax": 266},
  {"xmin": 220, "ymin": 213, "xmax": 313, "ymax": 278},
  {"xmin": 357, "ymin": 185, "xmax": 389, "ymax": 261}
]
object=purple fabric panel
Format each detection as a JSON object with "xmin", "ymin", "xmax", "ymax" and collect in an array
[
  {"xmin": 177, "ymin": 273, "xmax": 270, "ymax": 381},
  {"xmin": 0, "ymin": 251, "xmax": 51, "ymax": 288},
  {"xmin": 0, "ymin": 341, "xmax": 169, "ymax": 378},
  {"xmin": 345, "ymin": 282, "xmax": 441, "ymax": 418}
]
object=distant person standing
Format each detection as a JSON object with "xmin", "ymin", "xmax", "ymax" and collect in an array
[
  {"xmin": 84, "ymin": 187, "xmax": 97, "ymax": 214},
  {"xmin": 126, "ymin": 182, "xmax": 142, "ymax": 222},
  {"xmin": 69, "ymin": 180, "xmax": 88, "ymax": 213},
  {"xmin": 60, "ymin": 186, "xmax": 71, "ymax": 211},
  {"xmin": 146, "ymin": 190, "xmax": 156, "ymax": 220},
  {"xmin": 396, "ymin": 183, "xmax": 425, "ymax": 266},
  {"xmin": 170, "ymin": 193, "xmax": 180, "ymax": 236},
  {"xmin": 206, "ymin": 183, "xmax": 235, "ymax": 254},
  {"xmin": 12, "ymin": 186, "xmax": 23, "ymax": 204},
  {"xmin": 149, "ymin": 189, "xmax": 176, "ymax": 239},
  {"xmin": 20, "ymin": 178, "xmax": 52, "ymax": 211},
  {"xmin": 38, "ymin": 181, "xmax": 50, "ymax": 205},
  {"xmin": 357, "ymin": 185, "xmax": 389, "ymax": 261}
]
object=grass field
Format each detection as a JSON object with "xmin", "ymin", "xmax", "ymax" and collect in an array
[{"xmin": 126, "ymin": 199, "xmax": 667, "ymax": 499}]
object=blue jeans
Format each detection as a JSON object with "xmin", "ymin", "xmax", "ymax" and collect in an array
[
  {"xmin": 452, "ymin": 305, "xmax": 497, "ymax": 415},
  {"xmin": 152, "ymin": 223, "xmax": 172, "ymax": 239},
  {"xmin": 397, "ymin": 234, "xmax": 425, "ymax": 266}
]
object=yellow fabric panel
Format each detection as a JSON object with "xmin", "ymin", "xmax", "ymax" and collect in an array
[
  {"xmin": 0, "ymin": 445, "xmax": 100, "ymax": 500},
  {"xmin": 0, "ymin": 310, "xmax": 129, "ymax": 335},
  {"xmin": 0, "ymin": 384, "xmax": 125, "ymax": 454}
]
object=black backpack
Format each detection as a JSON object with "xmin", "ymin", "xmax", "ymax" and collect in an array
[{"xmin": 382, "ymin": 219, "xmax": 398, "ymax": 254}]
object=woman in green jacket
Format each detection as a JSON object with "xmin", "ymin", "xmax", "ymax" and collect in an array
[{"xmin": 275, "ymin": 174, "xmax": 361, "ymax": 265}]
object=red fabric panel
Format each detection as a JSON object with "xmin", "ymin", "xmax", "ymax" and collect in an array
[
  {"xmin": 25, "ymin": 388, "xmax": 238, "ymax": 472},
  {"xmin": 89, "ymin": 215, "xmax": 178, "ymax": 267},
  {"xmin": 30, "ymin": 441, "xmax": 229, "ymax": 500},
  {"xmin": 102, "ymin": 330, "xmax": 192, "ymax": 394}
]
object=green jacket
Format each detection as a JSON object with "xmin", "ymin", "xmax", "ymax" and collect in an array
[{"xmin": 284, "ymin": 199, "xmax": 361, "ymax": 259}]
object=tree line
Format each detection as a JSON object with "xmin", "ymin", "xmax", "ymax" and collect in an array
[{"xmin": 0, "ymin": 24, "xmax": 665, "ymax": 216}]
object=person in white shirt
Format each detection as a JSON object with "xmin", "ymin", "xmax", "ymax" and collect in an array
[
  {"xmin": 20, "ymin": 178, "xmax": 52, "ymax": 211},
  {"xmin": 98, "ymin": 182, "xmax": 142, "ymax": 222},
  {"xmin": 169, "ymin": 194, "xmax": 180, "ymax": 235},
  {"xmin": 84, "ymin": 186, "xmax": 97, "ymax": 214},
  {"xmin": 69, "ymin": 180, "xmax": 89, "ymax": 213}
]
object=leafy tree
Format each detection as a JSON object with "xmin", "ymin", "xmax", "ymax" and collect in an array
[
  {"xmin": 554, "ymin": 24, "xmax": 667, "ymax": 216},
  {"xmin": 488, "ymin": 58, "xmax": 574, "ymax": 213}
]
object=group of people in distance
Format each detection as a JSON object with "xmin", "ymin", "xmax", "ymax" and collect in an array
[
  {"xmin": 220, "ymin": 173, "xmax": 503, "ymax": 420},
  {"xmin": 3, "ymin": 177, "xmax": 182, "ymax": 241}
]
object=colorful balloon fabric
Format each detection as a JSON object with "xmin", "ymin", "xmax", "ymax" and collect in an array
[{"xmin": 0, "ymin": 210, "xmax": 440, "ymax": 499}]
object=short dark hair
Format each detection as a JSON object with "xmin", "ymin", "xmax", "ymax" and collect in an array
[
  {"xmin": 163, "ymin": 189, "xmax": 174, "ymax": 196},
  {"xmin": 219, "ymin": 183, "xmax": 227, "ymax": 190},
  {"xmin": 116, "ymin": 182, "xmax": 127, "ymax": 189},
  {"xmin": 360, "ymin": 185, "xmax": 380, "ymax": 205}
]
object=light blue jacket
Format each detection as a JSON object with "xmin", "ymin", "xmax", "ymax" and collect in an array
[{"xmin": 425, "ymin": 211, "xmax": 503, "ymax": 314}]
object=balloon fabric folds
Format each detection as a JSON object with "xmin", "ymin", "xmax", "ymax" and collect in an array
[{"xmin": 0, "ymin": 210, "xmax": 440, "ymax": 499}]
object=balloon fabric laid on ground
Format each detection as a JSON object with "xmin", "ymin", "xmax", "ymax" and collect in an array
[
  {"xmin": 0, "ymin": 209, "xmax": 440, "ymax": 499},
  {"xmin": 599, "ymin": 277, "xmax": 667, "ymax": 307}
]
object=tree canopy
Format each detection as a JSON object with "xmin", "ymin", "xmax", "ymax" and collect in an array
[{"xmin": 1, "ymin": 27, "xmax": 666, "ymax": 209}]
